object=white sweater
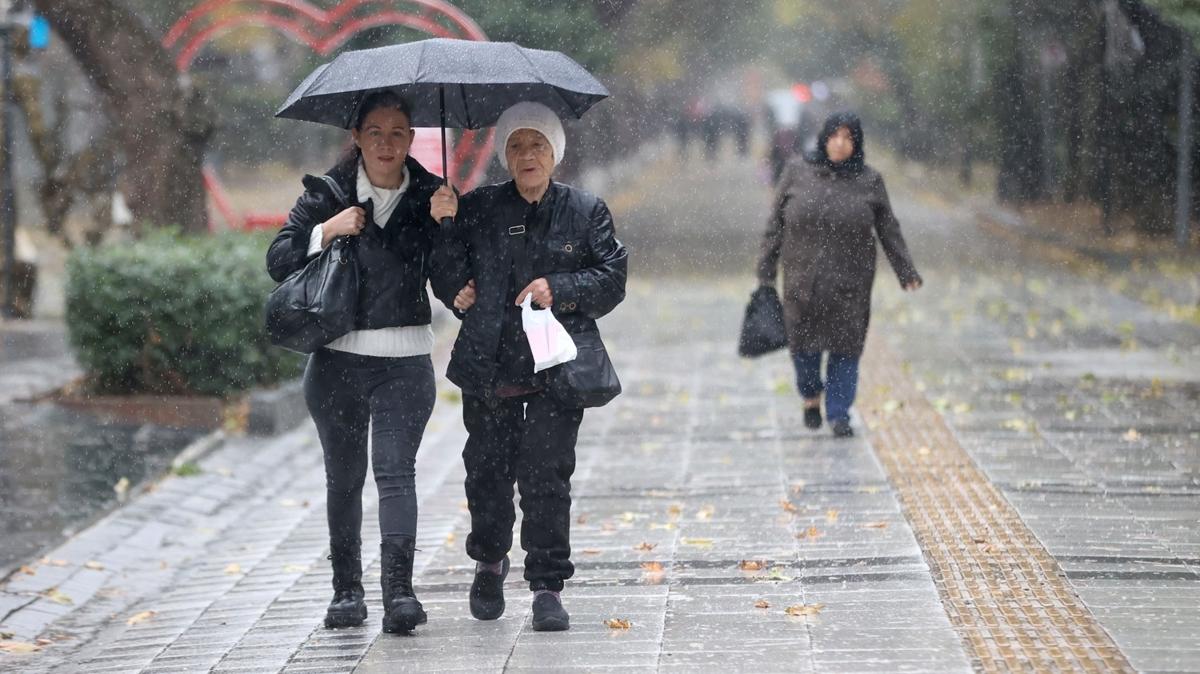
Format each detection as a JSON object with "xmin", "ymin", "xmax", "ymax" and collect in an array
[{"xmin": 306, "ymin": 162, "xmax": 432, "ymax": 358}]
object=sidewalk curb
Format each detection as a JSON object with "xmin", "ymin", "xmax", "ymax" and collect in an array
[{"xmin": 169, "ymin": 430, "xmax": 227, "ymax": 470}]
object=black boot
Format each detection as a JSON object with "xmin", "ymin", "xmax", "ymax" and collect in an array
[
  {"xmin": 380, "ymin": 537, "xmax": 427, "ymax": 633},
  {"xmin": 324, "ymin": 542, "xmax": 367, "ymax": 629},
  {"xmin": 531, "ymin": 590, "xmax": 569, "ymax": 632},
  {"xmin": 469, "ymin": 557, "xmax": 510, "ymax": 620}
]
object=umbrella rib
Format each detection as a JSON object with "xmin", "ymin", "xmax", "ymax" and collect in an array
[{"xmin": 460, "ymin": 83, "xmax": 472, "ymax": 128}]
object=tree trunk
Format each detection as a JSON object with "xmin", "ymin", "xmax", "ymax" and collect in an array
[{"xmin": 31, "ymin": 0, "xmax": 214, "ymax": 234}]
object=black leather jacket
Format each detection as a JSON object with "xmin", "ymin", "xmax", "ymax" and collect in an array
[
  {"xmin": 266, "ymin": 154, "xmax": 453, "ymax": 330},
  {"xmin": 431, "ymin": 180, "xmax": 628, "ymax": 396}
]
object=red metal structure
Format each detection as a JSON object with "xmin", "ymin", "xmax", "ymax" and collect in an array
[{"xmin": 163, "ymin": 0, "xmax": 493, "ymax": 230}]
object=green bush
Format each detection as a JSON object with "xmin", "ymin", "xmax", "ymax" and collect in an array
[{"xmin": 65, "ymin": 230, "xmax": 303, "ymax": 396}]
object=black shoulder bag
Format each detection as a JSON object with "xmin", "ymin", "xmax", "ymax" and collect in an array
[{"xmin": 264, "ymin": 175, "xmax": 359, "ymax": 354}]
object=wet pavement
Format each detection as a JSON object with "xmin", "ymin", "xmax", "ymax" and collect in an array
[
  {"xmin": 0, "ymin": 320, "xmax": 202, "ymax": 578},
  {"xmin": 0, "ymin": 141, "xmax": 1197, "ymax": 672}
]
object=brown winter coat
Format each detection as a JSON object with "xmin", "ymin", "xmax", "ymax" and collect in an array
[{"xmin": 757, "ymin": 159, "xmax": 921, "ymax": 356}]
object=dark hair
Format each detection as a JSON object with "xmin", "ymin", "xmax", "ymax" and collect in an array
[
  {"xmin": 338, "ymin": 91, "xmax": 414, "ymax": 164},
  {"xmin": 353, "ymin": 90, "xmax": 413, "ymax": 131},
  {"xmin": 807, "ymin": 111, "xmax": 866, "ymax": 176}
]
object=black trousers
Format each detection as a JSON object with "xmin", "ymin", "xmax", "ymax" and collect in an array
[
  {"xmin": 303, "ymin": 349, "xmax": 435, "ymax": 550},
  {"xmin": 462, "ymin": 392, "xmax": 583, "ymax": 591}
]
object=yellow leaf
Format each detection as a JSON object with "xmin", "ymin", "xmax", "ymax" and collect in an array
[
  {"xmin": 126, "ymin": 610, "xmax": 157, "ymax": 626},
  {"xmin": 754, "ymin": 599, "xmax": 770, "ymax": 609},
  {"xmin": 825, "ymin": 509, "xmax": 839, "ymax": 523},
  {"xmin": 44, "ymin": 588, "xmax": 73, "ymax": 605},
  {"xmin": 0, "ymin": 640, "xmax": 41, "ymax": 654},
  {"xmin": 681, "ymin": 537, "xmax": 713, "ymax": 548},
  {"xmin": 604, "ymin": 618, "xmax": 632, "ymax": 629},
  {"xmin": 882, "ymin": 399, "xmax": 902, "ymax": 413},
  {"xmin": 1122, "ymin": 428, "xmax": 1141, "ymax": 442},
  {"xmin": 223, "ymin": 563, "xmax": 242, "ymax": 575},
  {"xmin": 666, "ymin": 504, "xmax": 683, "ymax": 518},
  {"xmin": 796, "ymin": 526, "xmax": 823, "ymax": 540},
  {"xmin": 784, "ymin": 603, "xmax": 824, "ymax": 616},
  {"xmin": 696, "ymin": 505, "xmax": 715, "ymax": 520},
  {"xmin": 445, "ymin": 532, "xmax": 456, "ymax": 545},
  {"xmin": 84, "ymin": 561, "xmax": 105, "ymax": 571}
]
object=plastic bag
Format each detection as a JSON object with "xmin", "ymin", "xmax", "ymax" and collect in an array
[{"xmin": 521, "ymin": 295, "xmax": 578, "ymax": 373}]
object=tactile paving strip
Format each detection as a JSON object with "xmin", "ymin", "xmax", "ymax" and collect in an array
[{"xmin": 860, "ymin": 336, "xmax": 1133, "ymax": 672}]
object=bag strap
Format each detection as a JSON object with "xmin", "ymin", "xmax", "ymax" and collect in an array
[
  {"xmin": 508, "ymin": 217, "xmax": 533, "ymax": 297},
  {"xmin": 319, "ymin": 174, "xmax": 349, "ymax": 210}
]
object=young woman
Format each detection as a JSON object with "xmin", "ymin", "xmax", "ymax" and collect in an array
[{"xmin": 267, "ymin": 91, "xmax": 452, "ymax": 634}]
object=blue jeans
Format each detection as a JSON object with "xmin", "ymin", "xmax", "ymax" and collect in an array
[{"xmin": 792, "ymin": 351, "xmax": 860, "ymax": 422}]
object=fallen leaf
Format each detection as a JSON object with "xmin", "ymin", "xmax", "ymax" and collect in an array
[
  {"xmin": 604, "ymin": 618, "xmax": 632, "ymax": 630},
  {"xmin": 283, "ymin": 564, "xmax": 308, "ymax": 573},
  {"xmin": 681, "ymin": 537, "xmax": 713, "ymax": 548},
  {"xmin": 43, "ymin": 588, "xmax": 73, "ymax": 605},
  {"xmin": 696, "ymin": 505, "xmax": 715, "ymax": 521},
  {"xmin": 445, "ymin": 532, "xmax": 456, "ymax": 545},
  {"xmin": 223, "ymin": 563, "xmax": 242, "ymax": 575},
  {"xmin": 576, "ymin": 514, "xmax": 589, "ymax": 525},
  {"xmin": 790, "ymin": 481, "xmax": 806, "ymax": 494},
  {"xmin": 18, "ymin": 565, "xmax": 35, "ymax": 575},
  {"xmin": 766, "ymin": 566, "xmax": 793, "ymax": 582},
  {"xmin": 0, "ymin": 632, "xmax": 11, "ymax": 640},
  {"xmin": 620, "ymin": 511, "xmax": 638, "ymax": 523},
  {"xmin": 780, "ymin": 500, "xmax": 798, "ymax": 513},
  {"xmin": 754, "ymin": 599, "xmax": 770, "ymax": 609},
  {"xmin": 784, "ymin": 603, "xmax": 824, "ymax": 616},
  {"xmin": 917, "ymin": 446, "xmax": 931, "ymax": 456},
  {"xmin": 581, "ymin": 549, "xmax": 602, "ymax": 555},
  {"xmin": 601, "ymin": 522, "xmax": 617, "ymax": 532},
  {"xmin": 882, "ymin": 399, "xmax": 903, "ymax": 413},
  {"xmin": 739, "ymin": 560, "xmax": 767, "ymax": 571},
  {"xmin": 863, "ymin": 521, "xmax": 889, "ymax": 529},
  {"xmin": 126, "ymin": 610, "xmax": 157, "ymax": 626},
  {"xmin": 34, "ymin": 638, "xmax": 53, "ymax": 646},
  {"xmin": 640, "ymin": 561, "xmax": 664, "ymax": 573},
  {"xmin": 84, "ymin": 561, "xmax": 105, "ymax": 571},
  {"xmin": 634, "ymin": 542, "xmax": 657, "ymax": 552},
  {"xmin": 648, "ymin": 522, "xmax": 677, "ymax": 531},
  {"xmin": 825, "ymin": 509, "xmax": 839, "ymax": 523},
  {"xmin": 0, "ymin": 640, "xmax": 41, "ymax": 654},
  {"xmin": 280, "ymin": 498, "xmax": 301, "ymax": 507},
  {"xmin": 1122, "ymin": 428, "xmax": 1141, "ymax": 442},
  {"xmin": 40, "ymin": 558, "xmax": 68, "ymax": 567},
  {"xmin": 666, "ymin": 504, "xmax": 683, "ymax": 518},
  {"xmin": 796, "ymin": 527, "xmax": 823, "ymax": 540},
  {"xmin": 113, "ymin": 477, "xmax": 130, "ymax": 502}
]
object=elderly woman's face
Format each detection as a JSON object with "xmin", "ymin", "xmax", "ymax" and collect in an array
[
  {"xmin": 352, "ymin": 106, "xmax": 413, "ymax": 187},
  {"xmin": 506, "ymin": 128, "xmax": 555, "ymax": 192},
  {"xmin": 826, "ymin": 126, "xmax": 855, "ymax": 164}
]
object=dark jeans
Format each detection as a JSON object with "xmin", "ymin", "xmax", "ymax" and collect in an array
[
  {"xmin": 793, "ymin": 351, "xmax": 860, "ymax": 422},
  {"xmin": 303, "ymin": 349, "xmax": 435, "ymax": 549},
  {"xmin": 461, "ymin": 392, "xmax": 584, "ymax": 592}
]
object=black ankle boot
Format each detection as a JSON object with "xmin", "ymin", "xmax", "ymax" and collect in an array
[
  {"xmin": 380, "ymin": 537, "xmax": 426, "ymax": 633},
  {"xmin": 531, "ymin": 590, "xmax": 569, "ymax": 632},
  {"xmin": 469, "ymin": 557, "xmax": 509, "ymax": 620},
  {"xmin": 324, "ymin": 542, "xmax": 367, "ymax": 629}
]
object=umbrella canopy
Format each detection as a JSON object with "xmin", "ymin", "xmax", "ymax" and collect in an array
[{"xmin": 275, "ymin": 38, "xmax": 609, "ymax": 130}]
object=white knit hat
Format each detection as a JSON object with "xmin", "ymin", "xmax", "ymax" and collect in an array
[{"xmin": 494, "ymin": 101, "xmax": 565, "ymax": 172}]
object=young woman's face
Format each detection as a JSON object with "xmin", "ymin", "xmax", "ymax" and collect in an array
[
  {"xmin": 826, "ymin": 126, "xmax": 855, "ymax": 164},
  {"xmin": 352, "ymin": 107, "xmax": 413, "ymax": 184},
  {"xmin": 505, "ymin": 129, "xmax": 555, "ymax": 193}
]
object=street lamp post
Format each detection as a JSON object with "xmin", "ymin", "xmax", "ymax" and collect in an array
[
  {"xmin": 0, "ymin": 0, "xmax": 16, "ymax": 318},
  {"xmin": 1177, "ymin": 38, "xmax": 1194, "ymax": 249}
]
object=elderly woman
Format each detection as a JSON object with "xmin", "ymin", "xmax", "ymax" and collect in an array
[
  {"xmin": 758, "ymin": 111, "xmax": 922, "ymax": 438},
  {"xmin": 267, "ymin": 91, "xmax": 454, "ymax": 634},
  {"xmin": 430, "ymin": 101, "xmax": 627, "ymax": 632}
]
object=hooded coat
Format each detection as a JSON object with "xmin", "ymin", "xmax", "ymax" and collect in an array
[{"xmin": 757, "ymin": 113, "xmax": 921, "ymax": 356}]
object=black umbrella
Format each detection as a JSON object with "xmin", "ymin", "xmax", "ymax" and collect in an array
[{"xmin": 276, "ymin": 38, "xmax": 609, "ymax": 186}]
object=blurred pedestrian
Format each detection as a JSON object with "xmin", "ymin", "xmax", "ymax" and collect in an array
[
  {"xmin": 429, "ymin": 102, "xmax": 628, "ymax": 632},
  {"xmin": 266, "ymin": 91, "xmax": 454, "ymax": 634},
  {"xmin": 757, "ymin": 111, "xmax": 923, "ymax": 438}
]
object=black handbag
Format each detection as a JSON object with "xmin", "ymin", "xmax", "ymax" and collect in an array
[
  {"xmin": 737, "ymin": 285, "xmax": 788, "ymax": 357},
  {"xmin": 264, "ymin": 176, "xmax": 359, "ymax": 354},
  {"xmin": 548, "ymin": 329, "xmax": 621, "ymax": 409}
]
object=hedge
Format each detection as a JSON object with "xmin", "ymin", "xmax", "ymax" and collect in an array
[{"xmin": 65, "ymin": 230, "xmax": 303, "ymax": 396}]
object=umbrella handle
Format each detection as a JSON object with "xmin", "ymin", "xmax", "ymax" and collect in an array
[{"xmin": 440, "ymin": 216, "xmax": 453, "ymax": 228}]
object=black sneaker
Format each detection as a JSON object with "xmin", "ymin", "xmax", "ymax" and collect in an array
[
  {"xmin": 469, "ymin": 557, "xmax": 509, "ymax": 620},
  {"xmin": 831, "ymin": 419, "xmax": 854, "ymax": 438},
  {"xmin": 804, "ymin": 407, "xmax": 822, "ymax": 430},
  {"xmin": 531, "ymin": 591, "xmax": 569, "ymax": 632}
]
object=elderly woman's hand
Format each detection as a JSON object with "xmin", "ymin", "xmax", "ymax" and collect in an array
[
  {"xmin": 516, "ymin": 278, "xmax": 553, "ymax": 308},
  {"xmin": 431, "ymin": 185, "xmax": 458, "ymax": 222},
  {"xmin": 454, "ymin": 279, "xmax": 476, "ymax": 312},
  {"xmin": 903, "ymin": 278, "xmax": 923, "ymax": 292}
]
